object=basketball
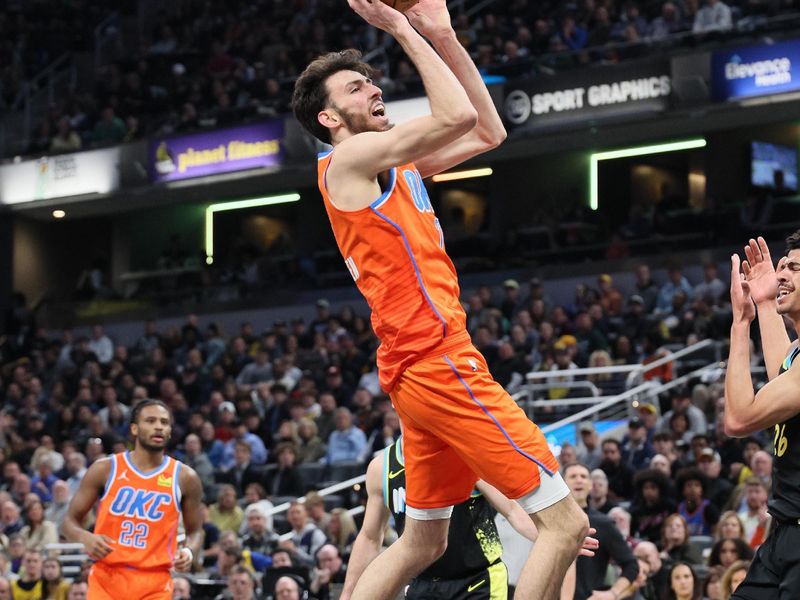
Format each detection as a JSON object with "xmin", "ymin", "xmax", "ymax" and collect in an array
[{"xmin": 379, "ymin": 0, "xmax": 419, "ymax": 13}]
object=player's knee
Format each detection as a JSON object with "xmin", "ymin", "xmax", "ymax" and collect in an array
[{"xmin": 415, "ymin": 537, "xmax": 447, "ymax": 567}]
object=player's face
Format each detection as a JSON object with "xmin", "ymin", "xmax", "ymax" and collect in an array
[
  {"xmin": 133, "ymin": 405, "xmax": 172, "ymax": 451},
  {"xmin": 777, "ymin": 250, "xmax": 800, "ymax": 316},
  {"xmin": 324, "ymin": 70, "xmax": 393, "ymax": 137}
]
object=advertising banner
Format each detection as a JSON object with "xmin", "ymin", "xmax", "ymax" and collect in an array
[
  {"xmin": 150, "ymin": 120, "xmax": 285, "ymax": 182},
  {"xmin": 711, "ymin": 39, "xmax": 800, "ymax": 101},
  {"xmin": 503, "ymin": 61, "xmax": 671, "ymax": 130},
  {"xmin": 0, "ymin": 147, "xmax": 121, "ymax": 205}
]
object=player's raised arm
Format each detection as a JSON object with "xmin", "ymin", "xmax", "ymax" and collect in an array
[
  {"xmin": 324, "ymin": 0, "xmax": 476, "ymax": 178},
  {"xmin": 61, "ymin": 458, "xmax": 115, "ymax": 561},
  {"xmin": 742, "ymin": 237, "xmax": 793, "ymax": 379},
  {"xmin": 340, "ymin": 455, "xmax": 390, "ymax": 600},
  {"xmin": 174, "ymin": 464, "xmax": 204, "ymax": 572},
  {"xmin": 405, "ymin": 0, "xmax": 507, "ymax": 178}
]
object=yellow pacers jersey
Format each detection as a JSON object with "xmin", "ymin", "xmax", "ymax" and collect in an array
[{"xmin": 94, "ymin": 452, "xmax": 181, "ymax": 569}]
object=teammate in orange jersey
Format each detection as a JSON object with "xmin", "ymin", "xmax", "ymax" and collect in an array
[
  {"xmin": 291, "ymin": 1, "xmax": 589, "ymax": 599},
  {"xmin": 62, "ymin": 400, "xmax": 203, "ymax": 600}
]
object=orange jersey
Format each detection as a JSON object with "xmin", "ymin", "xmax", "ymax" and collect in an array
[
  {"xmin": 318, "ymin": 152, "xmax": 469, "ymax": 392},
  {"xmin": 94, "ymin": 452, "xmax": 182, "ymax": 570}
]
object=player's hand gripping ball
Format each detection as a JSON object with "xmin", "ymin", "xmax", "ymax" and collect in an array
[{"xmin": 379, "ymin": 0, "xmax": 420, "ymax": 12}]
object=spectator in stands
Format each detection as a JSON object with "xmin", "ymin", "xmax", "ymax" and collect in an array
[
  {"xmin": 92, "ymin": 107, "xmax": 126, "ymax": 144},
  {"xmin": 210, "ymin": 484, "xmax": 244, "ymax": 534},
  {"xmin": 588, "ymin": 468, "xmax": 615, "ymax": 514},
  {"xmin": 697, "ymin": 449, "xmax": 733, "ymax": 510},
  {"xmin": 693, "ymin": 262, "xmax": 726, "ymax": 305},
  {"xmin": 736, "ymin": 477, "xmax": 770, "ymax": 549},
  {"xmin": 222, "ymin": 420, "xmax": 268, "ymax": 470},
  {"xmin": 500, "ymin": 279, "xmax": 521, "ymax": 320},
  {"xmin": 576, "ymin": 422, "xmax": 602, "ymax": 470},
  {"xmin": 558, "ymin": 14, "xmax": 589, "ymax": 51},
  {"xmin": 666, "ymin": 561, "xmax": 702, "ymax": 600},
  {"xmin": 264, "ymin": 443, "xmax": 304, "ymax": 499},
  {"xmin": 720, "ymin": 560, "xmax": 749, "ymax": 599},
  {"xmin": 44, "ymin": 480, "xmax": 69, "ymax": 532},
  {"xmin": 220, "ymin": 565, "xmax": 258, "ymax": 600},
  {"xmin": 310, "ymin": 544, "xmax": 347, "ymax": 600},
  {"xmin": 559, "ymin": 443, "xmax": 577, "ymax": 469},
  {"xmin": 67, "ymin": 580, "xmax": 87, "ymax": 600},
  {"xmin": 274, "ymin": 575, "xmax": 304, "ymax": 600},
  {"xmin": 241, "ymin": 505, "xmax": 279, "ymax": 557},
  {"xmin": 634, "ymin": 541, "xmax": 670, "ymax": 600},
  {"xmin": 324, "ymin": 408, "xmax": 366, "ymax": 466},
  {"xmin": 279, "ymin": 501, "xmax": 326, "ymax": 568},
  {"xmin": 323, "ymin": 367, "xmax": 353, "ymax": 410},
  {"xmin": 659, "ymin": 388, "xmax": 708, "ymax": 437},
  {"xmin": 563, "ymin": 463, "xmax": 639, "ymax": 600},
  {"xmin": 676, "ymin": 468, "xmax": 719, "ymax": 536},
  {"xmin": 715, "ymin": 511, "xmax": 747, "ymax": 543},
  {"xmin": 631, "ymin": 469, "xmax": 677, "ymax": 544},
  {"xmin": 172, "ymin": 576, "xmax": 192, "ymax": 599},
  {"xmin": 1, "ymin": 501, "xmax": 24, "ymax": 536},
  {"xmin": 218, "ymin": 440, "xmax": 263, "ymax": 497},
  {"xmin": 20, "ymin": 499, "xmax": 57, "ymax": 551},
  {"xmin": 326, "ymin": 507, "xmax": 357, "ymax": 560},
  {"xmin": 88, "ymin": 325, "xmax": 113, "ymax": 365},
  {"xmin": 659, "ymin": 514, "xmax": 703, "ymax": 564},
  {"xmin": 305, "ymin": 491, "xmax": 331, "ymax": 532},
  {"xmin": 181, "ymin": 433, "xmax": 215, "ymax": 496},
  {"xmin": 12, "ymin": 550, "xmax": 43, "ymax": 599},
  {"xmin": 0, "ymin": 577, "xmax": 8, "ymax": 600},
  {"xmin": 600, "ymin": 438, "xmax": 635, "ymax": 501},
  {"xmin": 656, "ymin": 267, "xmax": 693, "ymax": 315},
  {"xmin": 650, "ymin": 2, "xmax": 685, "ymax": 38},
  {"xmin": 609, "ymin": 506, "xmax": 638, "ymax": 549},
  {"xmin": 50, "ymin": 117, "xmax": 81, "ymax": 153},
  {"xmin": 42, "ymin": 557, "xmax": 70, "ymax": 599},
  {"xmin": 622, "ymin": 417, "xmax": 656, "ymax": 471},
  {"xmin": 708, "ymin": 538, "xmax": 753, "ymax": 570},
  {"xmin": 693, "ymin": 0, "xmax": 733, "ymax": 32},
  {"xmin": 30, "ymin": 454, "xmax": 58, "ymax": 504}
]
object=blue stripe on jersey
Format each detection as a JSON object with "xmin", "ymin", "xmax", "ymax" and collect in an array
[
  {"xmin": 369, "ymin": 168, "xmax": 397, "ymax": 210},
  {"xmin": 124, "ymin": 452, "xmax": 169, "ymax": 478},
  {"xmin": 442, "ymin": 355, "xmax": 555, "ymax": 476},
  {"xmin": 173, "ymin": 461, "xmax": 182, "ymax": 513},
  {"xmin": 101, "ymin": 455, "xmax": 117, "ymax": 500},
  {"xmin": 369, "ymin": 207, "xmax": 447, "ymax": 337}
]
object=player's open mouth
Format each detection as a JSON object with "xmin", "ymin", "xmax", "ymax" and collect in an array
[
  {"xmin": 371, "ymin": 103, "xmax": 385, "ymax": 118},
  {"xmin": 152, "ymin": 435, "xmax": 164, "ymax": 442},
  {"xmin": 777, "ymin": 285, "xmax": 793, "ymax": 302}
]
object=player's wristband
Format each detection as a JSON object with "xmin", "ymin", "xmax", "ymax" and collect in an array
[{"xmin": 181, "ymin": 548, "xmax": 193, "ymax": 563}]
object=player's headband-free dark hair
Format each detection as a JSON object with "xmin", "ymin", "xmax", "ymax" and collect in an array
[{"xmin": 130, "ymin": 399, "xmax": 171, "ymax": 425}]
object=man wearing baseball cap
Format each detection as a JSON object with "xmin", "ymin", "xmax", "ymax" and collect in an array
[{"xmin": 576, "ymin": 422, "xmax": 602, "ymax": 470}]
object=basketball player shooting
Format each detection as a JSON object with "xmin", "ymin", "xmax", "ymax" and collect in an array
[
  {"xmin": 62, "ymin": 400, "xmax": 203, "ymax": 600},
  {"xmin": 291, "ymin": 1, "xmax": 590, "ymax": 599}
]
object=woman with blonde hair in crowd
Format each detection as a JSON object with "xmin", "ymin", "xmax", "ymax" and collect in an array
[
  {"xmin": 296, "ymin": 418, "xmax": 326, "ymax": 463},
  {"xmin": 325, "ymin": 507, "xmax": 358, "ymax": 560},
  {"xmin": 719, "ymin": 560, "xmax": 750, "ymax": 600},
  {"xmin": 714, "ymin": 511, "xmax": 747, "ymax": 543}
]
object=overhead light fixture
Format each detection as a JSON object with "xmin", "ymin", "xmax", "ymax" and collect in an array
[
  {"xmin": 589, "ymin": 139, "xmax": 707, "ymax": 210},
  {"xmin": 52, "ymin": 209, "xmax": 66, "ymax": 219},
  {"xmin": 205, "ymin": 193, "xmax": 300, "ymax": 265},
  {"xmin": 431, "ymin": 167, "xmax": 493, "ymax": 183}
]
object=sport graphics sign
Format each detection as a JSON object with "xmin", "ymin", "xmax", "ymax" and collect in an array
[
  {"xmin": 712, "ymin": 39, "xmax": 800, "ymax": 101},
  {"xmin": 503, "ymin": 62, "xmax": 671, "ymax": 130},
  {"xmin": 0, "ymin": 147, "xmax": 120, "ymax": 205},
  {"xmin": 150, "ymin": 120, "xmax": 285, "ymax": 182}
]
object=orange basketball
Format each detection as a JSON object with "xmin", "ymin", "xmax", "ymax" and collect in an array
[{"xmin": 379, "ymin": 0, "xmax": 419, "ymax": 12}]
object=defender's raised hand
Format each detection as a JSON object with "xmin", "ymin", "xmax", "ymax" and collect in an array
[
  {"xmin": 731, "ymin": 254, "xmax": 756, "ymax": 326},
  {"xmin": 742, "ymin": 236, "xmax": 780, "ymax": 305}
]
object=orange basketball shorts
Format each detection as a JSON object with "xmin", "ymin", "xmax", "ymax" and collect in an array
[
  {"xmin": 390, "ymin": 343, "xmax": 559, "ymax": 509},
  {"xmin": 89, "ymin": 562, "xmax": 173, "ymax": 600}
]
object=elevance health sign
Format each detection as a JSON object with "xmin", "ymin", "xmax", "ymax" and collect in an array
[{"xmin": 712, "ymin": 39, "xmax": 800, "ymax": 102}]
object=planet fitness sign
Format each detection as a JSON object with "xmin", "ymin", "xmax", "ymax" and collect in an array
[
  {"xmin": 150, "ymin": 121, "xmax": 285, "ymax": 182},
  {"xmin": 711, "ymin": 39, "xmax": 800, "ymax": 102}
]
